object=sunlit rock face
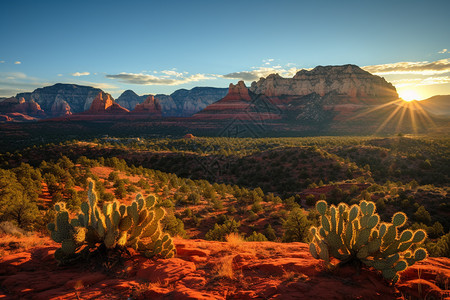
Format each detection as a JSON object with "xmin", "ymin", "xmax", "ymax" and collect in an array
[
  {"xmin": 250, "ymin": 64, "xmax": 398, "ymax": 104},
  {"xmin": 116, "ymin": 87, "xmax": 228, "ymax": 117},
  {"xmin": 51, "ymin": 97, "xmax": 72, "ymax": 116},
  {"xmin": 131, "ymin": 95, "xmax": 162, "ymax": 116},
  {"xmin": 88, "ymin": 92, "xmax": 129, "ymax": 114},
  {"xmin": 194, "ymin": 65, "xmax": 400, "ymax": 124},
  {"xmin": 16, "ymin": 83, "xmax": 103, "ymax": 115},
  {"xmin": 0, "ymin": 96, "xmax": 46, "ymax": 116},
  {"xmin": 157, "ymin": 87, "xmax": 229, "ymax": 116},
  {"xmin": 193, "ymin": 81, "xmax": 282, "ymax": 120}
]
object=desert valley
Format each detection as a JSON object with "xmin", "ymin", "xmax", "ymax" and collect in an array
[
  {"xmin": 1, "ymin": 1, "xmax": 449, "ymax": 299},
  {"xmin": 0, "ymin": 64, "xmax": 449, "ymax": 299}
]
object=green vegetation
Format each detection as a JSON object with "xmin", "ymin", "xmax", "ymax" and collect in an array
[
  {"xmin": 309, "ymin": 200, "xmax": 427, "ymax": 282},
  {"xmin": 48, "ymin": 179, "xmax": 175, "ymax": 265},
  {"xmin": 0, "ymin": 135, "xmax": 448, "ymax": 259}
]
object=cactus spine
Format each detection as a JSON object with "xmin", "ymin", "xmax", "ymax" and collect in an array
[
  {"xmin": 48, "ymin": 179, "xmax": 175, "ymax": 264},
  {"xmin": 309, "ymin": 200, "xmax": 427, "ymax": 283}
]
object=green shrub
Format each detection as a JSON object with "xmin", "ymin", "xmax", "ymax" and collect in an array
[
  {"xmin": 264, "ymin": 224, "xmax": 277, "ymax": 241},
  {"xmin": 427, "ymin": 232, "xmax": 450, "ymax": 257},
  {"xmin": 205, "ymin": 219, "xmax": 240, "ymax": 241},
  {"xmin": 48, "ymin": 179, "xmax": 175, "ymax": 265},
  {"xmin": 246, "ymin": 231, "xmax": 268, "ymax": 241},
  {"xmin": 413, "ymin": 205, "xmax": 432, "ymax": 225},
  {"xmin": 309, "ymin": 200, "xmax": 427, "ymax": 283},
  {"xmin": 187, "ymin": 193, "xmax": 201, "ymax": 205},
  {"xmin": 282, "ymin": 208, "xmax": 311, "ymax": 242},
  {"xmin": 163, "ymin": 214, "xmax": 186, "ymax": 238}
]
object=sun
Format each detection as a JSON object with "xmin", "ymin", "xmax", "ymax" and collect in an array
[{"xmin": 399, "ymin": 90, "xmax": 421, "ymax": 102}]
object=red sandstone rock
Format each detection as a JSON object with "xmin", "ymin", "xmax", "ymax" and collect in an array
[
  {"xmin": 222, "ymin": 81, "xmax": 252, "ymax": 101},
  {"xmin": 88, "ymin": 92, "xmax": 114, "ymax": 112},
  {"xmin": 136, "ymin": 258, "xmax": 196, "ymax": 283},
  {"xmin": 51, "ymin": 98, "xmax": 72, "ymax": 116},
  {"xmin": 0, "ymin": 238, "xmax": 449, "ymax": 299},
  {"xmin": 193, "ymin": 81, "xmax": 282, "ymax": 120},
  {"xmin": 132, "ymin": 95, "xmax": 162, "ymax": 116},
  {"xmin": 87, "ymin": 92, "xmax": 129, "ymax": 114},
  {"xmin": 0, "ymin": 97, "xmax": 46, "ymax": 117}
]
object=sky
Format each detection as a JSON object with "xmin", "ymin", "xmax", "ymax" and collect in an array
[{"xmin": 0, "ymin": 0, "xmax": 449, "ymax": 100}]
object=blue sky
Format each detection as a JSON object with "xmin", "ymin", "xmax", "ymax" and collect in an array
[{"xmin": 0, "ymin": 0, "xmax": 449, "ymax": 99}]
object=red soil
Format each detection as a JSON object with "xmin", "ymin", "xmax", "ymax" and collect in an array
[
  {"xmin": 0, "ymin": 237, "xmax": 448, "ymax": 299},
  {"xmin": 37, "ymin": 182, "xmax": 52, "ymax": 210}
]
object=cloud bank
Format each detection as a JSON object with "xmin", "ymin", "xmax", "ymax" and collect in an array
[
  {"xmin": 222, "ymin": 66, "xmax": 299, "ymax": 81},
  {"xmin": 106, "ymin": 72, "xmax": 215, "ymax": 85},
  {"xmin": 71, "ymin": 72, "xmax": 90, "ymax": 77},
  {"xmin": 392, "ymin": 76, "xmax": 450, "ymax": 88},
  {"xmin": 362, "ymin": 59, "xmax": 450, "ymax": 76}
]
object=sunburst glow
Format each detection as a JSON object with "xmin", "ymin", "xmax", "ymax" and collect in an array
[
  {"xmin": 348, "ymin": 96, "xmax": 436, "ymax": 135},
  {"xmin": 399, "ymin": 90, "xmax": 421, "ymax": 102}
]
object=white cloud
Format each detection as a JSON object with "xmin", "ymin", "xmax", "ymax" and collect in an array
[
  {"xmin": 438, "ymin": 49, "xmax": 449, "ymax": 54},
  {"xmin": 263, "ymin": 58, "xmax": 275, "ymax": 65},
  {"xmin": 391, "ymin": 76, "xmax": 450, "ymax": 88},
  {"xmin": 161, "ymin": 70, "xmax": 183, "ymax": 77},
  {"xmin": 421, "ymin": 76, "xmax": 450, "ymax": 85},
  {"xmin": 57, "ymin": 74, "xmax": 63, "ymax": 77},
  {"xmin": 222, "ymin": 66, "xmax": 300, "ymax": 81},
  {"xmin": 1, "ymin": 72, "xmax": 27, "ymax": 80},
  {"xmin": 106, "ymin": 72, "xmax": 216, "ymax": 85},
  {"xmin": 76, "ymin": 81, "xmax": 119, "ymax": 90},
  {"xmin": 14, "ymin": 61, "xmax": 21, "ymax": 65},
  {"xmin": 362, "ymin": 59, "xmax": 450, "ymax": 75},
  {"xmin": 71, "ymin": 72, "xmax": 90, "ymax": 77},
  {"xmin": 0, "ymin": 61, "xmax": 4, "ymax": 64},
  {"xmin": 0, "ymin": 72, "xmax": 50, "ymax": 97}
]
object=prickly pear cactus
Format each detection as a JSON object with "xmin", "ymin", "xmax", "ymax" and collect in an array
[
  {"xmin": 309, "ymin": 200, "xmax": 427, "ymax": 283},
  {"xmin": 47, "ymin": 179, "xmax": 175, "ymax": 264}
]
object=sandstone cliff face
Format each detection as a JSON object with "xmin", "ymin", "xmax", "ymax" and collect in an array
[
  {"xmin": 194, "ymin": 65, "xmax": 401, "ymax": 125},
  {"xmin": 87, "ymin": 92, "xmax": 129, "ymax": 114},
  {"xmin": 250, "ymin": 64, "xmax": 398, "ymax": 104},
  {"xmin": 17, "ymin": 83, "xmax": 103, "ymax": 115},
  {"xmin": 149, "ymin": 87, "xmax": 227, "ymax": 116},
  {"xmin": 153, "ymin": 93, "xmax": 177, "ymax": 113},
  {"xmin": 132, "ymin": 95, "xmax": 162, "ymax": 116},
  {"xmin": 167, "ymin": 87, "xmax": 228, "ymax": 116},
  {"xmin": 194, "ymin": 81, "xmax": 281, "ymax": 120},
  {"xmin": 51, "ymin": 97, "xmax": 72, "ymax": 116},
  {"xmin": 95, "ymin": 87, "xmax": 227, "ymax": 117},
  {"xmin": 115, "ymin": 90, "xmax": 144, "ymax": 111},
  {"xmin": 222, "ymin": 81, "xmax": 252, "ymax": 101},
  {"xmin": 0, "ymin": 97, "xmax": 45, "ymax": 117}
]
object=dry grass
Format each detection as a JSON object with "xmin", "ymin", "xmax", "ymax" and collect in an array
[
  {"xmin": 0, "ymin": 233, "xmax": 54, "ymax": 256},
  {"xmin": 213, "ymin": 255, "xmax": 235, "ymax": 280},
  {"xmin": 225, "ymin": 233, "xmax": 245, "ymax": 249}
]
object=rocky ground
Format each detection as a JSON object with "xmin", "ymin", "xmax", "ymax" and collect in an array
[{"xmin": 0, "ymin": 236, "xmax": 449, "ymax": 300}]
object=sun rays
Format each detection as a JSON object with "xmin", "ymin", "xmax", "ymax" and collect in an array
[
  {"xmin": 398, "ymin": 90, "xmax": 422, "ymax": 102},
  {"xmin": 349, "ymin": 98, "xmax": 437, "ymax": 135}
]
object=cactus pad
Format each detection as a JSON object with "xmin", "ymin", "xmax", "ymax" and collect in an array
[{"xmin": 309, "ymin": 200, "xmax": 427, "ymax": 283}]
